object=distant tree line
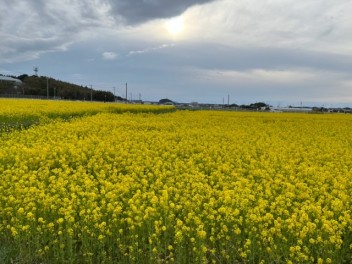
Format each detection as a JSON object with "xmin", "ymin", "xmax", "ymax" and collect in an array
[
  {"xmin": 238, "ymin": 102, "xmax": 270, "ymax": 110},
  {"xmin": 167, "ymin": 98, "xmax": 271, "ymax": 110},
  {"xmin": 0, "ymin": 74, "xmax": 118, "ymax": 102}
]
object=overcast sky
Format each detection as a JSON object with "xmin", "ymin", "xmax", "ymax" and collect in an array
[{"xmin": 1, "ymin": 0, "xmax": 352, "ymax": 106}]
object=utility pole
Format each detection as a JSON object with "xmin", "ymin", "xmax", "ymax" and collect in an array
[
  {"xmin": 113, "ymin": 86, "xmax": 116, "ymax": 102},
  {"xmin": 47, "ymin": 77, "xmax": 49, "ymax": 99},
  {"xmin": 125, "ymin": 82, "xmax": 128, "ymax": 103},
  {"xmin": 90, "ymin": 85, "xmax": 93, "ymax": 101},
  {"xmin": 228, "ymin": 94, "xmax": 230, "ymax": 106}
]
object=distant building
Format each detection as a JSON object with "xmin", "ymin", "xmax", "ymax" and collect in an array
[
  {"xmin": 0, "ymin": 76, "xmax": 23, "ymax": 95},
  {"xmin": 0, "ymin": 76, "xmax": 22, "ymax": 84},
  {"xmin": 271, "ymin": 107, "xmax": 312, "ymax": 113}
]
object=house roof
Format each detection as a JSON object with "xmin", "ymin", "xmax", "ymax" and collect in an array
[{"xmin": 0, "ymin": 76, "xmax": 22, "ymax": 83}]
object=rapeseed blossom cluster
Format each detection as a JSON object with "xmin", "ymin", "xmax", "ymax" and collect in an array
[
  {"xmin": 0, "ymin": 98, "xmax": 174, "ymax": 132},
  {"xmin": 0, "ymin": 105, "xmax": 352, "ymax": 263}
]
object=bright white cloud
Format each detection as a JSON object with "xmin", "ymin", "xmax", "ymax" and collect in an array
[
  {"xmin": 102, "ymin": 51, "xmax": 118, "ymax": 60},
  {"xmin": 128, "ymin": 44, "xmax": 175, "ymax": 56},
  {"xmin": 182, "ymin": 0, "xmax": 352, "ymax": 53}
]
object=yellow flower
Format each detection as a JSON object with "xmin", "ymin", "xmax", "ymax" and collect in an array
[{"xmin": 1, "ymin": 101, "xmax": 352, "ymax": 263}]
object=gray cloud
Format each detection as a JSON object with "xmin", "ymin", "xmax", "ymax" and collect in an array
[
  {"xmin": 107, "ymin": 0, "xmax": 218, "ymax": 24},
  {"xmin": 1, "ymin": 0, "xmax": 352, "ymax": 106},
  {"xmin": 137, "ymin": 42, "xmax": 352, "ymax": 75},
  {"xmin": 0, "ymin": 0, "xmax": 110, "ymax": 62},
  {"xmin": 1, "ymin": 0, "xmax": 218, "ymax": 62}
]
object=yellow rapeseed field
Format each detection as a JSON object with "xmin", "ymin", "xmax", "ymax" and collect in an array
[
  {"xmin": 0, "ymin": 100, "xmax": 352, "ymax": 263},
  {"xmin": 0, "ymin": 98, "xmax": 174, "ymax": 132}
]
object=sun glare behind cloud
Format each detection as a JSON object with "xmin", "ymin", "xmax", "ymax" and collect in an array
[{"xmin": 165, "ymin": 16, "xmax": 184, "ymax": 36}]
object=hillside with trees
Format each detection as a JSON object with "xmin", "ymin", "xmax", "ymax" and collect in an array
[{"xmin": 0, "ymin": 74, "xmax": 118, "ymax": 102}]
